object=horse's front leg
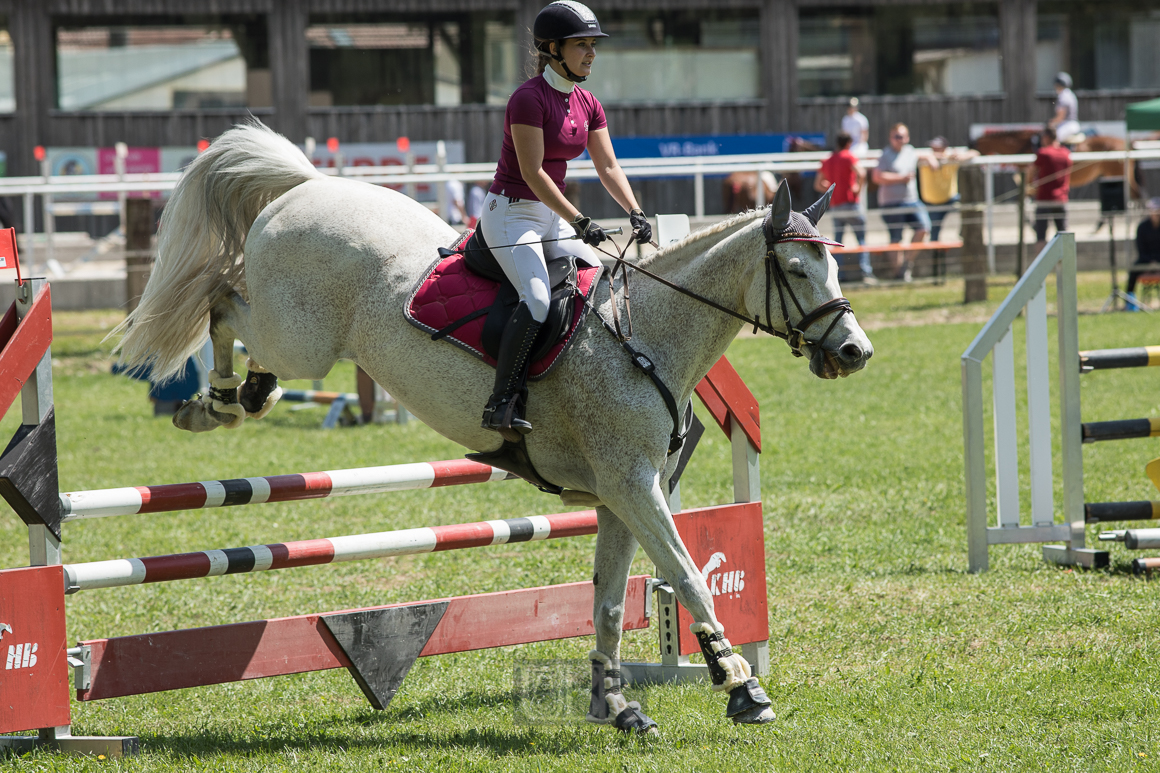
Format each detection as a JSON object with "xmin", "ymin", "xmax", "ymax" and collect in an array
[
  {"xmin": 587, "ymin": 506, "xmax": 657, "ymax": 735},
  {"xmin": 598, "ymin": 468, "xmax": 774, "ymax": 726}
]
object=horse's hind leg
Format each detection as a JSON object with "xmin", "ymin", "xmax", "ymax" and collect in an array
[
  {"xmin": 587, "ymin": 507, "xmax": 657, "ymax": 735},
  {"xmin": 599, "ymin": 470, "xmax": 774, "ymax": 725},
  {"xmin": 172, "ymin": 293, "xmax": 280, "ymax": 431}
]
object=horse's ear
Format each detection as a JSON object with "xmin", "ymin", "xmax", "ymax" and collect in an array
[
  {"xmin": 770, "ymin": 180, "xmax": 792, "ymax": 232},
  {"xmin": 801, "ymin": 184, "xmax": 834, "ymax": 226}
]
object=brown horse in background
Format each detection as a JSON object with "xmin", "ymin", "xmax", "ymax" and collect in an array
[
  {"xmin": 722, "ymin": 137, "xmax": 825, "ymax": 214},
  {"xmin": 973, "ymin": 130, "xmax": 1142, "ymax": 195}
]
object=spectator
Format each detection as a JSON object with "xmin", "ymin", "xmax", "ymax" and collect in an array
[
  {"xmin": 445, "ymin": 178, "xmax": 467, "ymax": 225},
  {"xmin": 1049, "ymin": 72, "xmax": 1081, "ymax": 144},
  {"xmin": 1127, "ymin": 197, "xmax": 1160, "ymax": 298},
  {"xmin": 815, "ymin": 131, "xmax": 873, "ymax": 283},
  {"xmin": 872, "ymin": 122, "xmax": 929, "ymax": 282},
  {"xmin": 1031, "ymin": 125, "xmax": 1071, "ymax": 258},
  {"xmin": 466, "ymin": 181, "xmax": 487, "ymax": 228},
  {"xmin": 842, "ymin": 97, "xmax": 869, "ymax": 155},
  {"xmin": 919, "ymin": 137, "xmax": 977, "ymax": 242}
]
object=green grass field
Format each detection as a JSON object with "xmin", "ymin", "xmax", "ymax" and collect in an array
[{"xmin": 6, "ymin": 273, "xmax": 1160, "ymax": 771}]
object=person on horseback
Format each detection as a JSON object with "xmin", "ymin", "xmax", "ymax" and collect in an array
[
  {"xmin": 478, "ymin": 0, "xmax": 652, "ymax": 439},
  {"xmin": 1050, "ymin": 72, "xmax": 1081, "ymax": 145}
]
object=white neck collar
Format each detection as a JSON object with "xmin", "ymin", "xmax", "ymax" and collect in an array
[{"xmin": 542, "ymin": 66, "xmax": 576, "ymax": 94}]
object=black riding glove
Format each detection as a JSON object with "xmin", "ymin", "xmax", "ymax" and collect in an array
[
  {"xmin": 570, "ymin": 213, "xmax": 608, "ymax": 247},
  {"xmin": 629, "ymin": 208, "xmax": 652, "ymax": 244}
]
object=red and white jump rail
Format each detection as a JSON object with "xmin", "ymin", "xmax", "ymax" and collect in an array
[
  {"xmin": 60, "ymin": 459, "xmax": 514, "ymax": 521},
  {"xmin": 63, "ymin": 510, "xmax": 597, "ymax": 592}
]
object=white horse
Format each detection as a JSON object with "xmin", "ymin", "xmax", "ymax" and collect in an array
[{"xmin": 114, "ymin": 122, "xmax": 872, "ymax": 731}]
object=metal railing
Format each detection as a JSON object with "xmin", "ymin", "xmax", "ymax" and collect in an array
[
  {"xmin": 961, "ymin": 232, "xmax": 1104, "ymax": 572},
  {"xmin": 6, "ymin": 144, "xmax": 1160, "ymax": 276}
]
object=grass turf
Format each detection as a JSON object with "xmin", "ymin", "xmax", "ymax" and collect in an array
[{"xmin": 4, "ymin": 273, "xmax": 1160, "ymax": 771}]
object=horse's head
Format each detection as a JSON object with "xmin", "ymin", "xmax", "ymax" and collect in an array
[{"xmin": 746, "ymin": 181, "xmax": 873, "ymax": 379}]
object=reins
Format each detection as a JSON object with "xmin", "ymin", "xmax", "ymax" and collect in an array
[{"xmin": 577, "ymin": 211, "xmax": 856, "ymax": 457}]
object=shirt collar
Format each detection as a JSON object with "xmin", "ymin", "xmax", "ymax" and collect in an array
[{"xmin": 542, "ymin": 67, "xmax": 576, "ymax": 94}]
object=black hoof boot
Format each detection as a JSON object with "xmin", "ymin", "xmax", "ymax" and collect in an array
[
  {"xmin": 481, "ymin": 303, "xmax": 540, "ymax": 440},
  {"xmin": 726, "ymin": 677, "xmax": 775, "ymax": 724},
  {"xmin": 239, "ymin": 370, "xmax": 279, "ymax": 414}
]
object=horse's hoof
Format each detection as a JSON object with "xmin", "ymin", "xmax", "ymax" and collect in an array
[
  {"xmin": 731, "ymin": 704, "xmax": 775, "ymax": 725},
  {"xmin": 726, "ymin": 677, "xmax": 774, "ymax": 725},
  {"xmin": 172, "ymin": 397, "xmax": 245, "ymax": 432}
]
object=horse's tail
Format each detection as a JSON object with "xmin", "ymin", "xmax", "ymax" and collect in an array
[{"xmin": 113, "ymin": 119, "xmax": 324, "ymax": 381}]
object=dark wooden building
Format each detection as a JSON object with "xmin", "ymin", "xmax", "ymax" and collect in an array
[{"xmin": 0, "ymin": 0, "xmax": 1156, "ymax": 213}]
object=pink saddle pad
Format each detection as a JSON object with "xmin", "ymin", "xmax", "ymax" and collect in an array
[{"xmin": 405, "ymin": 231, "xmax": 602, "ymax": 381}]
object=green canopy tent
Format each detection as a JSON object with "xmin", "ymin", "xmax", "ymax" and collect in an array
[{"xmin": 1127, "ymin": 98, "xmax": 1160, "ymax": 132}]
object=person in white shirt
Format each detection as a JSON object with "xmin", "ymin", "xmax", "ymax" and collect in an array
[
  {"xmin": 1049, "ymin": 72, "xmax": 1081, "ymax": 144},
  {"xmin": 841, "ymin": 97, "xmax": 870, "ymax": 155},
  {"xmin": 445, "ymin": 178, "xmax": 467, "ymax": 225}
]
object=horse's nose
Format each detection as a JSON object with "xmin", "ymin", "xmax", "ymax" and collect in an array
[{"xmin": 838, "ymin": 341, "xmax": 867, "ymax": 365}]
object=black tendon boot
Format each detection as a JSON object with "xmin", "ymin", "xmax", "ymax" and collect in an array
[
  {"xmin": 692, "ymin": 624, "xmax": 775, "ymax": 725},
  {"xmin": 481, "ymin": 303, "xmax": 541, "ymax": 442},
  {"xmin": 587, "ymin": 652, "xmax": 657, "ymax": 734}
]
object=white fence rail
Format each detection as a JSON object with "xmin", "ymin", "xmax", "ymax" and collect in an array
[
  {"xmin": 5, "ymin": 145, "xmax": 1160, "ymax": 275},
  {"xmin": 960, "ymin": 232, "xmax": 1106, "ymax": 572}
]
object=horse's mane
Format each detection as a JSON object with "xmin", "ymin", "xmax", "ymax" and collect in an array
[{"xmin": 638, "ymin": 207, "xmax": 766, "ymax": 271}]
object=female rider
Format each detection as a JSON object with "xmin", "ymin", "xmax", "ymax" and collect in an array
[{"xmin": 479, "ymin": 0, "xmax": 652, "ymax": 440}]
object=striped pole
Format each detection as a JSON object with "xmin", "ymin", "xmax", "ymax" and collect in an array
[
  {"xmin": 1081, "ymin": 418, "xmax": 1160, "ymax": 443},
  {"xmin": 63, "ymin": 510, "xmax": 598, "ymax": 593},
  {"xmin": 1080, "ymin": 346, "xmax": 1160, "ymax": 372},
  {"xmin": 1085, "ymin": 501, "xmax": 1160, "ymax": 523},
  {"xmin": 1133, "ymin": 557, "xmax": 1160, "ymax": 575},
  {"xmin": 60, "ymin": 459, "xmax": 515, "ymax": 522},
  {"xmin": 279, "ymin": 389, "xmax": 359, "ymax": 405}
]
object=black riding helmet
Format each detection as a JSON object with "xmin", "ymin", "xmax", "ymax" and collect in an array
[{"xmin": 534, "ymin": 1, "xmax": 608, "ymax": 83}]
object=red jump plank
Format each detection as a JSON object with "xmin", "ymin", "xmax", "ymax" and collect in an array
[
  {"xmin": 78, "ymin": 576, "xmax": 649, "ymax": 702},
  {"xmin": 0, "ymin": 286, "xmax": 52, "ymax": 420},
  {"xmin": 696, "ymin": 356, "xmax": 760, "ymax": 452}
]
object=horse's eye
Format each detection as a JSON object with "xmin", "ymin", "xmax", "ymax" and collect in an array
[{"xmin": 787, "ymin": 258, "xmax": 808, "ymax": 277}]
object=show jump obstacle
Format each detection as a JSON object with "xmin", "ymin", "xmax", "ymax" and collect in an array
[
  {"xmin": 0, "ymin": 275, "xmax": 770, "ymax": 757},
  {"xmin": 960, "ymin": 232, "xmax": 1160, "ymax": 571},
  {"xmin": 961, "ymin": 233, "xmax": 1107, "ymax": 572}
]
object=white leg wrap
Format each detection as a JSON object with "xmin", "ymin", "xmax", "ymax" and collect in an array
[
  {"xmin": 211, "ymin": 400, "xmax": 246, "ymax": 429},
  {"xmin": 209, "ymin": 371, "xmax": 244, "ymax": 390},
  {"xmin": 245, "ymin": 357, "xmax": 272, "ymax": 374}
]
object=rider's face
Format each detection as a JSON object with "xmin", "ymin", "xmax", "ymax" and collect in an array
[{"xmin": 554, "ymin": 38, "xmax": 596, "ymax": 78}]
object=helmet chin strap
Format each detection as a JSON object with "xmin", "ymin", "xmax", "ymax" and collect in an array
[{"xmin": 549, "ymin": 42, "xmax": 587, "ymax": 83}]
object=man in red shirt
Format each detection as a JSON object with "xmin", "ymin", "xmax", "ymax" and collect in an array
[
  {"xmin": 1032, "ymin": 125, "xmax": 1071, "ymax": 256},
  {"xmin": 815, "ymin": 132, "xmax": 872, "ymax": 282}
]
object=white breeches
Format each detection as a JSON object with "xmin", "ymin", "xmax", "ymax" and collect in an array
[
  {"xmin": 480, "ymin": 191, "xmax": 600, "ymax": 323},
  {"xmin": 1056, "ymin": 120, "xmax": 1082, "ymax": 144}
]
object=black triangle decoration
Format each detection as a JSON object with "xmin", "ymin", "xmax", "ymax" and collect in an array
[
  {"xmin": 322, "ymin": 601, "xmax": 449, "ymax": 710},
  {"xmin": 0, "ymin": 408, "xmax": 60, "ymax": 539}
]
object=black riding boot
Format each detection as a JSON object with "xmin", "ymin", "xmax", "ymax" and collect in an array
[{"xmin": 481, "ymin": 303, "xmax": 541, "ymax": 442}]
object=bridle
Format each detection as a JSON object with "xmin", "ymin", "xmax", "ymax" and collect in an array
[
  {"xmin": 582, "ymin": 204, "xmax": 856, "ymax": 458},
  {"xmin": 758, "ymin": 211, "xmax": 854, "ymax": 359},
  {"xmin": 594, "ymin": 208, "xmax": 855, "ymax": 360}
]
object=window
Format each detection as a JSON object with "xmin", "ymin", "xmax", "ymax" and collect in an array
[
  {"xmin": 799, "ymin": 4, "xmax": 1002, "ymax": 97},
  {"xmin": 1038, "ymin": 2, "xmax": 1160, "ymax": 91},
  {"xmin": 0, "ymin": 25, "xmax": 12, "ymax": 113},
  {"xmin": 307, "ymin": 13, "xmax": 517, "ymax": 107},
  {"xmin": 55, "ymin": 18, "xmax": 268, "ymax": 111},
  {"xmin": 580, "ymin": 11, "xmax": 760, "ymax": 103}
]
